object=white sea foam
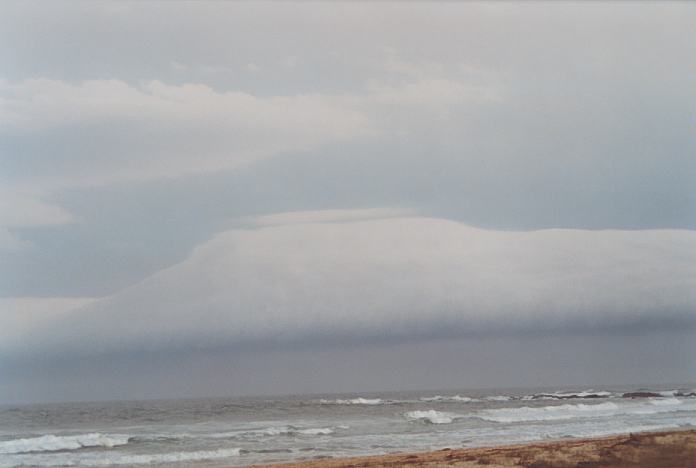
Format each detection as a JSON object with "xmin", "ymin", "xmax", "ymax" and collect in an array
[
  {"xmin": 207, "ymin": 425, "xmax": 336, "ymax": 438},
  {"xmin": 420, "ymin": 395, "xmax": 477, "ymax": 403},
  {"xmin": 479, "ymin": 402, "xmax": 620, "ymax": 423},
  {"xmin": 1, "ymin": 447, "xmax": 243, "ymax": 467},
  {"xmin": 550, "ymin": 422, "xmax": 696, "ymax": 440},
  {"xmin": 0, "ymin": 433, "xmax": 130, "ymax": 454},
  {"xmin": 485, "ymin": 395, "xmax": 512, "ymax": 402},
  {"xmin": 482, "ymin": 399, "xmax": 696, "ymax": 423},
  {"xmin": 629, "ymin": 399, "xmax": 696, "ymax": 415},
  {"xmin": 297, "ymin": 427, "xmax": 334, "ymax": 435},
  {"xmin": 319, "ymin": 397, "xmax": 383, "ymax": 405},
  {"xmin": 649, "ymin": 398, "xmax": 682, "ymax": 406},
  {"xmin": 93, "ymin": 447, "xmax": 243, "ymax": 465},
  {"xmin": 258, "ymin": 427, "xmax": 296, "ymax": 436},
  {"xmin": 404, "ymin": 410, "xmax": 456, "ymax": 424}
]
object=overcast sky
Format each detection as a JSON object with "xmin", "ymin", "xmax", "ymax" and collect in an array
[{"xmin": 1, "ymin": 1, "xmax": 695, "ymax": 404}]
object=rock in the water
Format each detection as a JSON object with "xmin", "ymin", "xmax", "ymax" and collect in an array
[{"xmin": 622, "ymin": 392, "xmax": 661, "ymax": 398}]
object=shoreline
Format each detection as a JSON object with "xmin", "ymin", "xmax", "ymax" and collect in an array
[{"xmin": 247, "ymin": 428, "xmax": 696, "ymax": 467}]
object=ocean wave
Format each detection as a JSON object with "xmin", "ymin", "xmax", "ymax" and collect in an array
[
  {"xmin": 296, "ymin": 427, "xmax": 335, "ymax": 435},
  {"xmin": 553, "ymin": 422, "xmax": 696, "ymax": 440},
  {"xmin": 0, "ymin": 433, "xmax": 130, "ymax": 454},
  {"xmin": 206, "ymin": 425, "xmax": 338, "ymax": 439},
  {"xmin": 479, "ymin": 402, "xmax": 620, "ymax": 423},
  {"xmin": 92, "ymin": 447, "xmax": 242, "ymax": 465},
  {"xmin": 480, "ymin": 399, "xmax": 696, "ymax": 423},
  {"xmin": 649, "ymin": 397, "xmax": 683, "ymax": 406},
  {"xmin": 420, "ymin": 395, "xmax": 477, "ymax": 403},
  {"xmin": 660, "ymin": 389, "xmax": 696, "ymax": 398},
  {"xmin": 521, "ymin": 390, "xmax": 614, "ymax": 401},
  {"xmin": 404, "ymin": 410, "xmax": 457, "ymax": 424},
  {"xmin": 1, "ymin": 447, "xmax": 243, "ymax": 467},
  {"xmin": 319, "ymin": 397, "xmax": 384, "ymax": 405},
  {"xmin": 485, "ymin": 395, "xmax": 512, "ymax": 401},
  {"xmin": 262, "ymin": 426, "xmax": 334, "ymax": 436},
  {"xmin": 629, "ymin": 399, "xmax": 696, "ymax": 415}
]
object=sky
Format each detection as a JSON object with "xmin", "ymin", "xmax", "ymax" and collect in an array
[{"xmin": 1, "ymin": 1, "xmax": 695, "ymax": 404}]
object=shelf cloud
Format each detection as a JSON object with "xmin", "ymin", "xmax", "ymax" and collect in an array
[
  {"xmin": 2, "ymin": 1, "xmax": 695, "ymax": 402},
  {"xmin": 6, "ymin": 213, "xmax": 694, "ymax": 360}
]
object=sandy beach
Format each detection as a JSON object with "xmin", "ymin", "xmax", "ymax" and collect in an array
[{"xmin": 249, "ymin": 429, "xmax": 696, "ymax": 468}]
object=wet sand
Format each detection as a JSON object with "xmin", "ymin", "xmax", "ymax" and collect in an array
[{"xmin": 248, "ymin": 429, "xmax": 696, "ymax": 467}]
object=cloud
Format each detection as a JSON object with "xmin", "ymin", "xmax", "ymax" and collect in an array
[
  {"xmin": 169, "ymin": 61, "xmax": 188, "ymax": 71},
  {"xmin": 1, "ymin": 72, "xmax": 498, "ymax": 188},
  {"xmin": 0, "ymin": 71, "xmax": 499, "ymax": 243},
  {"xmin": 0, "ymin": 296, "xmax": 96, "ymax": 346},
  {"xmin": 367, "ymin": 78, "xmax": 500, "ymax": 107},
  {"xmin": 0, "ymin": 79, "xmax": 372, "ymax": 185},
  {"xmin": 0, "ymin": 228, "xmax": 28, "ymax": 251},
  {"xmin": 0, "ymin": 188, "xmax": 74, "ymax": 227},
  {"xmin": 376, "ymin": 57, "xmax": 500, "ymax": 106},
  {"xmin": 7, "ymin": 214, "xmax": 695, "ymax": 359},
  {"xmin": 0, "ymin": 187, "xmax": 75, "ymax": 250},
  {"xmin": 0, "ymin": 296, "xmax": 96, "ymax": 316},
  {"xmin": 250, "ymin": 207, "xmax": 415, "ymax": 227}
]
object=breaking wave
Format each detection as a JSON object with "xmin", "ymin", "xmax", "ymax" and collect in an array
[
  {"xmin": 404, "ymin": 410, "xmax": 457, "ymax": 424},
  {"xmin": 319, "ymin": 397, "xmax": 384, "ymax": 405},
  {"xmin": 2, "ymin": 447, "xmax": 243, "ymax": 467},
  {"xmin": 0, "ymin": 433, "xmax": 130, "ymax": 454},
  {"xmin": 264, "ymin": 426, "xmax": 335, "ymax": 436},
  {"xmin": 420, "ymin": 395, "xmax": 477, "ymax": 403},
  {"xmin": 479, "ymin": 402, "xmax": 620, "ymax": 423},
  {"xmin": 479, "ymin": 399, "xmax": 696, "ymax": 423},
  {"xmin": 649, "ymin": 398, "xmax": 682, "ymax": 406},
  {"xmin": 239, "ymin": 426, "xmax": 334, "ymax": 437},
  {"xmin": 89, "ymin": 447, "xmax": 242, "ymax": 465},
  {"xmin": 203, "ymin": 425, "xmax": 338, "ymax": 439},
  {"xmin": 521, "ymin": 390, "xmax": 614, "ymax": 401},
  {"xmin": 485, "ymin": 395, "xmax": 512, "ymax": 402},
  {"xmin": 629, "ymin": 399, "xmax": 696, "ymax": 415}
]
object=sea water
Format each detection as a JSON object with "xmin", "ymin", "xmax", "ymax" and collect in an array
[{"xmin": 1, "ymin": 385, "xmax": 695, "ymax": 467}]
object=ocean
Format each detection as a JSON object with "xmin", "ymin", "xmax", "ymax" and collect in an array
[{"xmin": 2, "ymin": 385, "xmax": 695, "ymax": 467}]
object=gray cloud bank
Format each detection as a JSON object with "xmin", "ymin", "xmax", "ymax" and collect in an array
[{"xmin": 5, "ymin": 214, "xmax": 695, "ymax": 360}]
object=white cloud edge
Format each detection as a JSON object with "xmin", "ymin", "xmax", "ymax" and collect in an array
[
  {"xmin": 0, "ymin": 187, "xmax": 76, "ymax": 249},
  {"xmin": 0, "ymin": 61, "xmax": 496, "ymax": 233},
  {"xmin": 249, "ymin": 207, "xmax": 416, "ymax": 227},
  {"xmin": 0, "ymin": 66, "xmax": 493, "ymax": 185}
]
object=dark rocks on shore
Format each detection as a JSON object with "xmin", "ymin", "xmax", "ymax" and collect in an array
[{"xmin": 622, "ymin": 392, "xmax": 661, "ymax": 398}]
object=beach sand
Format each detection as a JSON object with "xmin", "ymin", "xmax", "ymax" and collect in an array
[{"xmin": 249, "ymin": 429, "xmax": 696, "ymax": 467}]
